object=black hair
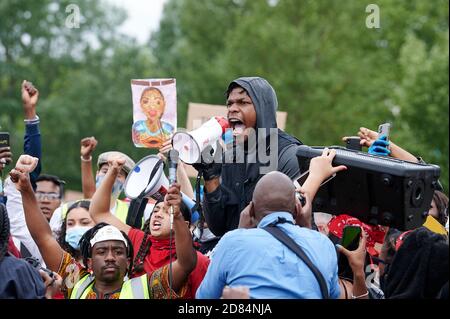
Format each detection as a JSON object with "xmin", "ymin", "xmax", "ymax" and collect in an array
[
  {"xmin": 0, "ymin": 204, "xmax": 10, "ymax": 263},
  {"xmin": 225, "ymin": 82, "xmax": 246, "ymax": 99},
  {"xmin": 131, "ymin": 198, "xmax": 191, "ymax": 275},
  {"xmin": 79, "ymin": 222, "xmax": 134, "ymax": 275},
  {"xmin": 432, "ymin": 191, "xmax": 449, "ymax": 226},
  {"xmin": 180, "ymin": 200, "xmax": 191, "ymax": 225},
  {"xmin": 381, "ymin": 227, "xmax": 402, "ymax": 265},
  {"xmin": 131, "ymin": 200, "xmax": 162, "ymax": 275},
  {"xmin": 132, "ymin": 217, "xmax": 152, "ymax": 275},
  {"xmin": 57, "ymin": 200, "xmax": 91, "ymax": 261},
  {"xmin": 35, "ymin": 174, "xmax": 65, "ymax": 199}
]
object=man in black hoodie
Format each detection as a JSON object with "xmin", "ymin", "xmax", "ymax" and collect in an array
[{"xmin": 195, "ymin": 77, "xmax": 303, "ymax": 237}]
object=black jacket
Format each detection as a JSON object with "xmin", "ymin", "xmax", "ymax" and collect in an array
[
  {"xmin": 203, "ymin": 77, "xmax": 302, "ymax": 237},
  {"xmin": 384, "ymin": 227, "xmax": 449, "ymax": 299}
]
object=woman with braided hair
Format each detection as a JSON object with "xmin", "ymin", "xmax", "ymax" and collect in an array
[
  {"xmin": 9, "ymin": 158, "xmax": 196, "ymax": 299},
  {"xmin": 89, "ymin": 155, "xmax": 209, "ymax": 298}
]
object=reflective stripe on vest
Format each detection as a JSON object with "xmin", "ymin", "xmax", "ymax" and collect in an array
[
  {"xmin": 70, "ymin": 274, "xmax": 95, "ymax": 299},
  {"xmin": 119, "ymin": 275, "xmax": 149, "ymax": 299}
]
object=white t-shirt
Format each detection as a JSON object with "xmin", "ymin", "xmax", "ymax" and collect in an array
[{"xmin": 4, "ymin": 177, "xmax": 43, "ymax": 263}]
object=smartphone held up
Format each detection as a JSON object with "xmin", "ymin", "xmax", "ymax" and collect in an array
[{"xmin": 337, "ymin": 225, "xmax": 362, "ymax": 280}]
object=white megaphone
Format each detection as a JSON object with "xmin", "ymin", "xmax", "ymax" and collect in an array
[
  {"xmin": 124, "ymin": 155, "xmax": 168, "ymax": 202},
  {"xmin": 172, "ymin": 116, "xmax": 230, "ymax": 164},
  {"xmin": 124, "ymin": 154, "xmax": 202, "ymax": 223}
]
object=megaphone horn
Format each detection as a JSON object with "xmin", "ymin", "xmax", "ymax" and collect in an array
[
  {"xmin": 124, "ymin": 155, "xmax": 169, "ymax": 201},
  {"xmin": 172, "ymin": 116, "xmax": 230, "ymax": 164}
]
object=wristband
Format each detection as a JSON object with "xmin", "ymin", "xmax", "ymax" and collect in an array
[
  {"xmin": 351, "ymin": 291, "xmax": 369, "ymax": 299},
  {"xmin": 81, "ymin": 156, "xmax": 92, "ymax": 162},
  {"xmin": 24, "ymin": 114, "xmax": 40, "ymax": 124}
]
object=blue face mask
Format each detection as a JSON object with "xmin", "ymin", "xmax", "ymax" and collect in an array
[
  {"xmin": 96, "ymin": 175, "xmax": 124, "ymax": 199},
  {"xmin": 65, "ymin": 226, "xmax": 92, "ymax": 250}
]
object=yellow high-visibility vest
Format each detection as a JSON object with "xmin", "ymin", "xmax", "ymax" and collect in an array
[
  {"xmin": 70, "ymin": 274, "xmax": 149, "ymax": 299},
  {"xmin": 62, "ymin": 199, "xmax": 129, "ymax": 224}
]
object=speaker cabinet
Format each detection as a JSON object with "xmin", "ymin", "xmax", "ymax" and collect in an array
[{"xmin": 296, "ymin": 146, "xmax": 441, "ymax": 230}]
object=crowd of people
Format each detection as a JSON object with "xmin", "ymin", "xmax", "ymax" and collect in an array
[{"xmin": 0, "ymin": 77, "xmax": 448, "ymax": 299}]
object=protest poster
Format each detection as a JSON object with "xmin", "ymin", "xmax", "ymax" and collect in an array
[{"xmin": 131, "ymin": 78, "xmax": 177, "ymax": 149}]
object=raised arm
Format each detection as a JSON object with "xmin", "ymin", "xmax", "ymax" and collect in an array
[
  {"xmin": 337, "ymin": 231, "xmax": 369, "ymax": 299},
  {"xmin": 89, "ymin": 155, "xmax": 130, "ymax": 234},
  {"xmin": 343, "ymin": 127, "xmax": 419, "ymax": 163},
  {"xmin": 164, "ymin": 183, "xmax": 197, "ymax": 293},
  {"xmin": 9, "ymin": 155, "xmax": 64, "ymax": 271},
  {"xmin": 302, "ymin": 148, "xmax": 347, "ymax": 201},
  {"xmin": 80, "ymin": 137, "xmax": 98, "ymax": 198},
  {"xmin": 21, "ymin": 81, "xmax": 42, "ymax": 186}
]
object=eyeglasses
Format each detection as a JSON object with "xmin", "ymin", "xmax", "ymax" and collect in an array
[{"xmin": 35, "ymin": 192, "xmax": 61, "ymax": 201}]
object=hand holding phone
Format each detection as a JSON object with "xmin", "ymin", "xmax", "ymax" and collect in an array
[
  {"xmin": 341, "ymin": 225, "xmax": 362, "ymax": 251},
  {"xmin": 337, "ymin": 225, "xmax": 362, "ymax": 280},
  {"xmin": 378, "ymin": 123, "xmax": 391, "ymax": 141},
  {"xmin": 368, "ymin": 123, "xmax": 391, "ymax": 156},
  {"xmin": 0, "ymin": 133, "xmax": 11, "ymax": 169},
  {"xmin": 0, "ymin": 132, "xmax": 9, "ymax": 148}
]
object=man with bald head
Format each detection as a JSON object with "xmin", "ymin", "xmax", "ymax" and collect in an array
[
  {"xmin": 252, "ymin": 172, "xmax": 297, "ymax": 222},
  {"xmin": 196, "ymin": 150, "xmax": 345, "ymax": 299}
]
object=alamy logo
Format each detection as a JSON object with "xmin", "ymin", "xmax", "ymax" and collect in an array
[
  {"xmin": 65, "ymin": 4, "xmax": 80, "ymax": 29},
  {"xmin": 202, "ymin": 127, "xmax": 279, "ymax": 174},
  {"xmin": 366, "ymin": 4, "xmax": 380, "ymax": 29}
]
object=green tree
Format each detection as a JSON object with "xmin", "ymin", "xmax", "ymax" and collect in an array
[
  {"xmin": 0, "ymin": 0, "xmax": 155, "ymax": 189},
  {"xmin": 394, "ymin": 31, "xmax": 449, "ymax": 190},
  {"xmin": 152, "ymin": 0, "xmax": 448, "ymax": 190}
]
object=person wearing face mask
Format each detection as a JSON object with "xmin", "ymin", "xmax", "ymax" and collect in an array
[
  {"xmin": 9, "ymin": 158, "xmax": 97, "ymax": 298},
  {"xmin": 59, "ymin": 200, "xmax": 95, "ymax": 259},
  {"xmin": 88, "ymin": 155, "xmax": 210, "ymax": 299},
  {"xmin": 49, "ymin": 150, "xmax": 136, "ymax": 236}
]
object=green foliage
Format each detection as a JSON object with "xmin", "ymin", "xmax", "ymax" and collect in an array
[
  {"xmin": 151, "ymin": 0, "xmax": 449, "ymax": 191},
  {"xmin": 394, "ymin": 31, "xmax": 449, "ymax": 189},
  {"xmin": 0, "ymin": 0, "xmax": 448, "ymax": 192}
]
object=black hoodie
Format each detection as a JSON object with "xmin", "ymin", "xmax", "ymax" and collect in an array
[{"xmin": 203, "ymin": 77, "xmax": 303, "ymax": 237}]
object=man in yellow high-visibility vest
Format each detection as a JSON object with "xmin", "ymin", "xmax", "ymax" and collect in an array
[{"xmin": 68, "ymin": 182, "xmax": 196, "ymax": 299}]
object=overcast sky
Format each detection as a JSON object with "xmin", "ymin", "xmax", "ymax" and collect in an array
[{"xmin": 106, "ymin": 0, "xmax": 169, "ymax": 44}]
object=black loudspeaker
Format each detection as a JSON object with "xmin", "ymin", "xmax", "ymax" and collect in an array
[{"xmin": 296, "ymin": 146, "xmax": 441, "ymax": 230}]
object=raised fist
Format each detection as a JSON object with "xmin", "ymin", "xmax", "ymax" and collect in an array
[
  {"xmin": 80, "ymin": 136, "xmax": 98, "ymax": 159},
  {"xmin": 107, "ymin": 155, "xmax": 125, "ymax": 173},
  {"xmin": 9, "ymin": 167, "xmax": 32, "ymax": 192},
  {"xmin": 21, "ymin": 80, "xmax": 39, "ymax": 110},
  {"xmin": 15, "ymin": 154, "xmax": 39, "ymax": 173}
]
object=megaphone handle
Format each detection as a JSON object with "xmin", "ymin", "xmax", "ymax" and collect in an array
[{"xmin": 169, "ymin": 205, "xmax": 174, "ymax": 229}]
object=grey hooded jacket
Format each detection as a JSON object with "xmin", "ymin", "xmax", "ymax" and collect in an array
[{"xmin": 203, "ymin": 77, "xmax": 303, "ymax": 237}]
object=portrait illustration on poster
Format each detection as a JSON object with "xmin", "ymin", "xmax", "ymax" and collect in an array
[{"xmin": 131, "ymin": 78, "xmax": 177, "ymax": 149}]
